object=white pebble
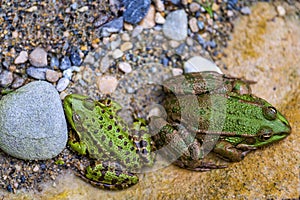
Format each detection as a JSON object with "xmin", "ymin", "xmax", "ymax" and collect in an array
[{"xmin": 118, "ymin": 62, "xmax": 132, "ymax": 73}]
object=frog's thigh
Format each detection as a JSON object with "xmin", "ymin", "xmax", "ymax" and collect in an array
[
  {"xmin": 213, "ymin": 140, "xmax": 244, "ymax": 162},
  {"xmin": 83, "ymin": 161, "xmax": 139, "ymax": 190}
]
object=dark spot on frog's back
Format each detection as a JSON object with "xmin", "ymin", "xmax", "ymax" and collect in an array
[
  {"xmin": 101, "ymin": 135, "xmax": 106, "ymax": 141},
  {"xmin": 125, "ymin": 157, "xmax": 130, "ymax": 164},
  {"xmin": 107, "ymin": 125, "xmax": 112, "ymax": 130},
  {"xmin": 109, "ymin": 140, "xmax": 113, "ymax": 147},
  {"xmin": 140, "ymin": 140, "xmax": 148, "ymax": 147}
]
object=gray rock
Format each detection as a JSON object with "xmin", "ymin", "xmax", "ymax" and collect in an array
[
  {"xmin": 50, "ymin": 56, "xmax": 60, "ymax": 69},
  {"xmin": 26, "ymin": 67, "xmax": 47, "ymax": 80},
  {"xmin": 29, "ymin": 47, "xmax": 48, "ymax": 67},
  {"xmin": 59, "ymin": 56, "xmax": 72, "ymax": 70},
  {"xmin": 0, "ymin": 81, "xmax": 67, "ymax": 160},
  {"xmin": 241, "ymin": 7, "xmax": 251, "ymax": 15},
  {"xmin": 163, "ymin": 10, "xmax": 187, "ymax": 41}
]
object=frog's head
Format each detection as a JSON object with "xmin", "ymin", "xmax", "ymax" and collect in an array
[
  {"xmin": 251, "ymin": 105, "xmax": 291, "ymax": 148},
  {"xmin": 63, "ymin": 94, "xmax": 96, "ymax": 129}
]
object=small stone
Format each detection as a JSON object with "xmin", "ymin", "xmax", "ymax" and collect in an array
[
  {"xmin": 132, "ymin": 25, "xmax": 144, "ymax": 37},
  {"xmin": 123, "ymin": 0, "xmax": 151, "ymax": 24},
  {"xmin": 120, "ymin": 42, "xmax": 133, "ymax": 52},
  {"xmin": 29, "ymin": 47, "xmax": 48, "ymax": 67},
  {"xmin": 63, "ymin": 66, "xmax": 80, "ymax": 80},
  {"xmin": 189, "ymin": 17, "xmax": 199, "ymax": 33},
  {"xmin": 124, "ymin": 23, "xmax": 133, "ymax": 31},
  {"xmin": 0, "ymin": 81, "xmax": 67, "ymax": 160},
  {"xmin": 241, "ymin": 6, "xmax": 251, "ymax": 15},
  {"xmin": 153, "ymin": 0, "xmax": 165, "ymax": 12},
  {"xmin": 118, "ymin": 62, "xmax": 132, "ymax": 73},
  {"xmin": 197, "ymin": 21, "xmax": 205, "ymax": 30},
  {"xmin": 26, "ymin": 6, "xmax": 37, "ymax": 12},
  {"xmin": 172, "ymin": 68, "xmax": 183, "ymax": 76},
  {"xmin": 163, "ymin": 10, "xmax": 188, "ymax": 41},
  {"xmin": 33, "ymin": 165, "xmax": 39, "ymax": 172},
  {"xmin": 189, "ymin": 2, "xmax": 200, "ymax": 12},
  {"xmin": 14, "ymin": 51, "xmax": 28, "ymax": 64},
  {"xmin": 11, "ymin": 77, "xmax": 25, "ymax": 89},
  {"xmin": 110, "ymin": 38, "xmax": 121, "ymax": 50},
  {"xmin": 121, "ymin": 33, "xmax": 130, "ymax": 41},
  {"xmin": 56, "ymin": 78, "xmax": 70, "ymax": 92},
  {"xmin": 227, "ymin": 10, "xmax": 234, "ymax": 17},
  {"xmin": 101, "ymin": 17, "xmax": 124, "ymax": 37},
  {"xmin": 0, "ymin": 70, "xmax": 13, "ymax": 87},
  {"xmin": 60, "ymin": 56, "xmax": 71, "ymax": 70},
  {"xmin": 26, "ymin": 67, "xmax": 47, "ymax": 80},
  {"xmin": 277, "ymin": 6, "xmax": 286, "ymax": 16},
  {"xmin": 155, "ymin": 12, "xmax": 165, "ymax": 24},
  {"xmin": 100, "ymin": 54, "xmax": 113, "ymax": 73},
  {"xmin": 83, "ymin": 52, "xmax": 95, "ymax": 65},
  {"xmin": 112, "ymin": 49, "xmax": 124, "ymax": 59},
  {"xmin": 46, "ymin": 70, "xmax": 61, "ymax": 83},
  {"xmin": 97, "ymin": 76, "xmax": 118, "ymax": 94},
  {"xmin": 77, "ymin": 6, "xmax": 89, "ymax": 12},
  {"xmin": 140, "ymin": 5, "xmax": 156, "ymax": 29},
  {"xmin": 70, "ymin": 50, "xmax": 82, "ymax": 66},
  {"xmin": 50, "ymin": 57, "xmax": 60, "ymax": 69},
  {"xmin": 184, "ymin": 56, "xmax": 223, "ymax": 74}
]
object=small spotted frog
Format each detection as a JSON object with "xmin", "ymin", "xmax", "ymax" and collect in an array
[
  {"xmin": 151, "ymin": 71, "xmax": 291, "ymax": 171},
  {"xmin": 63, "ymin": 94, "xmax": 154, "ymax": 190}
]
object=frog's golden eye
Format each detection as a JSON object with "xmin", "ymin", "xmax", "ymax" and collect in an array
[
  {"xmin": 263, "ymin": 106, "xmax": 277, "ymax": 120},
  {"xmin": 258, "ymin": 127, "xmax": 273, "ymax": 141}
]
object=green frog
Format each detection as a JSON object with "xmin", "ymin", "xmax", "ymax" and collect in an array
[
  {"xmin": 63, "ymin": 94, "xmax": 154, "ymax": 190},
  {"xmin": 150, "ymin": 71, "xmax": 291, "ymax": 171}
]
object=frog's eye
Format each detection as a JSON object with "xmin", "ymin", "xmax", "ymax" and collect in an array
[
  {"xmin": 258, "ymin": 127, "xmax": 273, "ymax": 141},
  {"xmin": 263, "ymin": 106, "xmax": 277, "ymax": 121},
  {"xmin": 83, "ymin": 98, "xmax": 95, "ymax": 110}
]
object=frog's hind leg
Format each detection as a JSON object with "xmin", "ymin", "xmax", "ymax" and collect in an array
[{"xmin": 76, "ymin": 161, "xmax": 139, "ymax": 190}]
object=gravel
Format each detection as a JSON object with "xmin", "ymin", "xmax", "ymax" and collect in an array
[{"xmin": 163, "ymin": 10, "xmax": 188, "ymax": 41}]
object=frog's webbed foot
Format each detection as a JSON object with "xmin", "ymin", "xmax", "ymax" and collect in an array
[{"xmin": 77, "ymin": 161, "xmax": 139, "ymax": 190}]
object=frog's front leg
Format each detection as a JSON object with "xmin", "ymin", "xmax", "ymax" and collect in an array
[
  {"xmin": 213, "ymin": 140, "xmax": 251, "ymax": 162},
  {"xmin": 78, "ymin": 161, "xmax": 139, "ymax": 190},
  {"xmin": 68, "ymin": 131, "xmax": 88, "ymax": 155}
]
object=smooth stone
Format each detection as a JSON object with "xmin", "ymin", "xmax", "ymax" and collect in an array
[
  {"xmin": 189, "ymin": 17, "xmax": 199, "ymax": 33},
  {"xmin": 97, "ymin": 76, "xmax": 118, "ymax": 94},
  {"xmin": 277, "ymin": 6, "xmax": 286, "ymax": 16},
  {"xmin": 14, "ymin": 51, "xmax": 28, "ymax": 64},
  {"xmin": 241, "ymin": 6, "xmax": 251, "ymax": 15},
  {"xmin": 26, "ymin": 67, "xmax": 47, "ymax": 80},
  {"xmin": 123, "ymin": 0, "xmax": 151, "ymax": 24},
  {"xmin": 45, "ymin": 69, "xmax": 61, "ymax": 83},
  {"xmin": 59, "ymin": 56, "xmax": 72, "ymax": 70},
  {"xmin": 163, "ymin": 10, "xmax": 187, "ymax": 41},
  {"xmin": 155, "ymin": 12, "xmax": 165, "ymax": 24},
  {"xmin": 112, "ymin": 49, "xmax": 124, "ymax": 59},
  {"xmin": 139, "ymin": 5, "xmax": 155, "ymax": 29},
  {"xmin": 50, "ymin": 57, "xmax": 60, "ymax": 69},
  {"xmin": 70, "ymin": 50, "xmax": 82, "ymax": 66},
  {"xmin": 56, "ymin": 77, "xmax": 70, "ymax": 92},
  {"xmin": 118, "ymin": 62, "xmax": 132, "ymax": 73},
  {"xmin": 101, "ymin": 17, "xmax": 124, "ymax": 37},
  {"xmin": 184, "ymin": 56, "xmax": 223, "ymax": 74},
  {"xmin": 120, "ymin": 42, "xmax": 133, "ymax": 52},
  {"xmin": 153, "ymin": 0, "xmax": 165, "ymax": 12},
  {"xmin": 0, "ymin": 81, "xmax": 68, "ymax": 160},
  {"xmin": 29, "ymin": 47, "xmax": 48, "ymax": 67},
  {"xmin": 0, "ymin": 70, "xmax": 13, "ymax": 87}
]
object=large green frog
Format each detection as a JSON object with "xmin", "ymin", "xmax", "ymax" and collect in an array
[
  {"xmin": 150, "ymin": 71, "xmax": 291, "ymax": 171},
  {"xmin": 63, "ymin": 94, "xmax": 154, "ymax": 190}
]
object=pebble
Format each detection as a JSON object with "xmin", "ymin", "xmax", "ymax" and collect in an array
[
  {"xmin": 50, "ymin": 57, "xmax": 60, "ymax": 69},
  {"xmin": 277, "ymin": 6, "xmax": 286, "ymax": 16},
  {"xmin": 163, "ymin": 10, "xmax": 188, "ymax": 41},
  {"xmin": 59, "ymin": 56, "xmax": 72, "ymax": 70},
  {"xmin": 63, "ymin": 66, "xmax": 80, "ymax": 80},
  {"xmin": 0, "ymin": 70, "xmax": 13, "ymax": 87},
  {"xmin": 121, "ymin": 33, "xmax": 130, "ymax": 41},
  {"xmin": 83, "ymin": 52, "xmax": 95, "ymax": 65},
  {"xmin": 110, "ymin": 38, "xmax": 121, "ymax": 50},
  {"xmin": 11, "ymin": 77, "xmax": 25, "ymax": 89},
  {"xmin": 132, "ymin": 25, "xmax": 144, "ymax": 37},
  {"xmin": 112, "ymin": 49, "xmax": 124, "ymax": 59},
  {"xmin": 123, "ymin": 0, "xmax": 151, "ymax": 24},
  {"xmin": 155, "ymin": 12, "xmax": 165, "ymax": 24},
  {"xmin": 46, "ymin": 70, "xmax": 61, "ymax": 83},
  {"xmin": 172, "ymin": 68, "xmax": 183, "ymax": 76},
  {"xmin": 56, "ymin": 77, "xmax": 70, "ymax": 92},
  {"xmin": 140, "ymin": 5, "xmax": 156, "ymax": 29},
  {"xmin": 0, "ymin": 81, "xmax": 67, "ymax": 160},
  {"xmin": 241, "ymin": 7, "xmax": 251, "ymax": 15},
  {"xmin": 70, "ymin": 50, "xmax": 82, "ymax": 66},
  {"xmin": 14, "ymin": 51, "xmax": 28, "ymax": 64},
  {"xmin": 97, "ymin": 75, "xmax": 118, "ymax": 94},
  {"xmin": 153, "ymin": 0, "xmax": 165, "ymax": 12},
  {"xmin": 29, "ymin": 47, "xmax": 48, "ymax": 67},
  {"xmin": 184, "ymin": 56, "xmax": 223, "ymax": 74},
  {"xmin": 118, "ymin": 62, "xmax": 132, "ymax": 73},
  {"xmin": 101, "ymin": 17, "xmax": 124, "ymax": 37},
  {"xmin": 189, "ymin": 2, "xmax": 201, "ymax": 12},
  {"xmin": 189, "ymin": 17, "xmax": 199, "ymax": 33},
  {"xmin": 100, "ymin": 54, "xmax": 113, "ymax": 73},
  {"xmin": 120, "ymin": 42, "xmax": 133, "ymax": 52},
  {"xmin": 26, "ymin": 67, "xmax": 47, "ymax": 80}
]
